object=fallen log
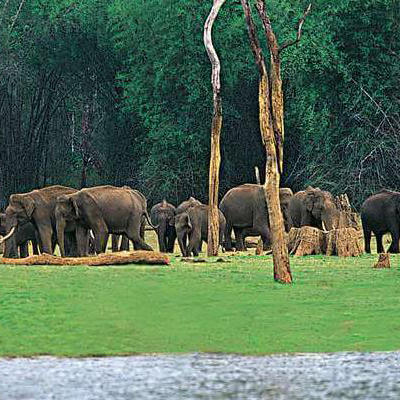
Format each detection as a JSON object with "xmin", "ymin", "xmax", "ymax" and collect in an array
[{"xmin": 0, "ymin": 251, "xmax": 170, "ymax": 266}]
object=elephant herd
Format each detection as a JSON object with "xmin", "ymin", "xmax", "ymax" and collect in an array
[
  {"xmin": 150, "ymin": 184, "xmax": 341, "ymax": 256},
  {"xmin": 0, "ymin": 183, "xmax": 399, "ymax": 258}
]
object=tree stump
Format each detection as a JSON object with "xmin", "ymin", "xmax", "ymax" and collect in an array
[
  {"xmin": 335, "ymin": 193, "xmax": 360, "ymax": 230},
  {"xmin": 287, "ymin": 227, "xmax": 325, "ymax": 256},
  {"xmin": 325, "ymin": 228, "xmax": 363, "ymax": 257},
  {"xmin": 373, "ymin": 253, "xmax": 390, "ymax": 268},
  {"xmin": 255, "ymin": 238, "xmax": 263, "ymax": 255}
]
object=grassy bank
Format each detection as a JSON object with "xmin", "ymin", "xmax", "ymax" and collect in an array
[{"xmin": 0, "ymin": 252, "xmax": 399, "ymax": 356}]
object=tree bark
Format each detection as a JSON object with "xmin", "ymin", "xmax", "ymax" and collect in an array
[
  {"xmin": 242, "ymin": 0, "xmax": 310, "ymax": 282},
  {"xmin": 204, "ymin": 0, "xmax": 226, "ymax": 257}
]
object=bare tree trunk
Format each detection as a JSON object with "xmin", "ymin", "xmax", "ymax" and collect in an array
[
  {"xmin": 241, "ymin": 0, "xmax": 310, "ymax": 283},
  {"xmin": 204, "ymin": 0, "xmax": 226, "ymax": 257}
]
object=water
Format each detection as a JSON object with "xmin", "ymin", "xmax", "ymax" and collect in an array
[{"xmin": 0, "ymin": 352, "xmax": 399, "ymax": 399}]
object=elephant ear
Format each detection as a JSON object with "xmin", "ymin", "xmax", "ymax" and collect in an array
[
  {"xmin": 10, "ymin": 194, "xmax": 35, "ymax": 218},
  {"xmin": 71, "ymin": 197, "xmax": 80, "ymax": 218}
]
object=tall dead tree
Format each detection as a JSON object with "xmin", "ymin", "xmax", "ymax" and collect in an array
[
  {"xmin": 241, "ymin": 0, "xmax": 311, "ymax": 283},
  {"xmin": 204, "ymin": 0, "xmax": 226, "ymax": 256}
]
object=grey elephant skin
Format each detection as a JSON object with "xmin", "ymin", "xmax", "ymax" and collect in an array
[
  {"xmin": 151, "ymin": 200, "xmax": 176, "ymax": 253},
  {"xmin": 3, "ymin": 185, "xmax": 77, "ymax": 258},
  {"xmin": 361, "ymin": 189, "xmax": 400, "ymax": 253},
  {"xmin": 176, "ymin": 197, "xmax": 202, "ymax": 214},
  {"xmin": 0, "ymin": 213, "xmax": 39, "ymax": 258},
  {"xmin": 174, "ymin": 204, "xmax": 225, "ymax": 257},
  {"xmin": 219, "ymin": 184, "xmax": 293, "ymax": 251},
  {"xmin": 55, "ymin": 185, "xmax": 153, "ymax": 256},
  {"xmin": 289, "ymin": 186, "xmax": 339, "ymax": 231}
]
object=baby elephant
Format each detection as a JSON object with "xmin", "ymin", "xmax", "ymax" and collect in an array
[{"xmin": 173, "ymin": 204, "xmax": 226, "ymax": 257}]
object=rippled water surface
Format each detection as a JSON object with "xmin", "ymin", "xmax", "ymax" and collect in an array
[{"xmin": 0, "ymin": 352, "xmax": 399, "ymax": 399}]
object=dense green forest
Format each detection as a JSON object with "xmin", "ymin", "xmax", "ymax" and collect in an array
[{"xmin": 0, "ymin": 0, "xmax": 399, "ymax": 208}]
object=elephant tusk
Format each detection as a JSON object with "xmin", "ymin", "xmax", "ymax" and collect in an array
[
  {"xmin": 90, "ymin": 230, "xmax": 95, "ymax": 240},
  {"xmin": 0, "ymin": 226, "xmax": 16, "ymax": 244},
  {"xmin": 321, "ymin": 221, "xmax": 329, "ymax": 233}
]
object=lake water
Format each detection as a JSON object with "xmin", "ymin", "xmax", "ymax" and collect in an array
[{"xmin": 0, "ymin": 352, "xmax": 399, "ymax": 399}]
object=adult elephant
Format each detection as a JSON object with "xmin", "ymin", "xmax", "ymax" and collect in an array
[
  {"xmin": 55, "ymin": 185, "xmax": 154, "ymax": 256},
  {"xmin": 220, "ymin": 184, "xmax": 293, "ymax": 251},
  {"xmin": 289, "ymin": 186, "xmax": 339, "ymax": 231},
  {"xmin": 361, "ymin": 189, "xmax": 400, "ymax": 254},
  {"xmin": 3, "ymin": 185, "xmax": 77, "ymax": 257},
  {"xmin": 150, "ymin": 200, "xmax": 176, "ymax": 253},
  {"xmin": 174, "ymin": 204, "xmax": 225, "ymax": 257},
  {"xmin": 0, "ymin": 214, "xmax": 39, "ymax": 258}
]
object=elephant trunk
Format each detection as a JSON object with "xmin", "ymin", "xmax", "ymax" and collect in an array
[
  {"xmin": 56, "ymin": 218, "xmax": 67, "ymax": 258},
  {"xmin": 282, "ymin": 208, "xmax": 293, "ymax": 232},
  {"xmin": 322, "ymin": 209, "xmax": 339, "ymax": 231}
]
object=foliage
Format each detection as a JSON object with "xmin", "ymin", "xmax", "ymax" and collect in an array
[{"xmin": 0, "ymin": 0, "xmax": 399, "ymax": 208}]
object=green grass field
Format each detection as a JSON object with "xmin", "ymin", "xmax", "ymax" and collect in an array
[{"xmin": 0, "ymin": 232, "xmax": 399, "ymax": 357}]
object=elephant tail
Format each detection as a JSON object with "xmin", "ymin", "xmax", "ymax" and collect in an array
[{"xmin": 143, "ymin": 210, "xmax": 159, "ymax": 231}]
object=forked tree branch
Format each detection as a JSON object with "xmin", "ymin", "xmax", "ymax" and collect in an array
[
  {"xmin": 240, "ymin": 0, "xmax": 267, "ymax": 77},
  {"xmin": 280, "ymin": 3, "xmax": 312, "ymax": 52}
]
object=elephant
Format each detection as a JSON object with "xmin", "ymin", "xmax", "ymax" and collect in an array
[
  {"xmin": 289, "ymin": 186, "xmax": 339, "ymax": 231},
  {"xmin": 361, "ymin": 189, "xmax": 400, "ymax": 253},
  {"xmin": 174, "ymin": 196, "xmax": 203, "ymax": 253},
  {"xmin": 3, "ymin": 185, "xmax": 77, "ymax": 258},
  {"xmin": 173, "ymin": 204, "xmax": 226, "ymax": 257},
  {"xmin": 111, "ymin": 234, "xmax": 130, "ymax": 252},
  {"xmin": 176, "ymin": 196, "xmax": 202, "ymax": 214},
  {"xmin": 55, "ymin": 185, "xmax": 154, "ymax": 256},
  {"xmin": 219, "ymin": 184, "xmax": 293, "ymax": 251},
  {"xmin": 0, "ymin": 213, "xmax": 39, "ymax": 258},
  {"xmin": 150, "ymin": 200, "xmax": 176, "ymax": 253}
]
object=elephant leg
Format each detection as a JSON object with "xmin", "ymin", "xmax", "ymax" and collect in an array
[
  {"xmin": 111, "ymin": 235, "xmax": 120, "ymax": 252},
  {"xmin": 363, "ymin": 228, "xmax": 371, "ymax": 254},
  {"xmin": 140, "ymin": 219, "xmax": 145, "ymax": 240},
  {"xmin": 126, "ymin": 215, "xmax": 153, "ymax": 251},
  {"xmin": 234, "ymin": 227, "xmax": 245, "ymax": 251},
  {"xmin": 388, "ymin": 228, "xmax": 400, "ymax": 253},
  {"xmin": 65, "ymin": 232, "xmax": 78, "ymax": 257},
  {"xmin": 32, "ymin": 239, "xmax": 39, "ymax": 255},
  {"xmin": 187, "ymin": 232, "xmax": 200, "ymax": 257},
  {"xmin": 120, "ymin": 235, "xmax": 130, "ymax": 251},
  {"xmin": 224, "ymin": 222, "xmax": 234, "ymax": 251},
  {"xmin": 37, "ymin": 224, "xmax": 54, "ymax": 255},
  {"xmin": 166, "ymin": 230, "xmax": 176, "ymax": 253},
  {"xmin": 156, "ymin": 229, "xmax": 167, "ymax": 253},
  {"xmin": 92, "ymin": 221, "xmax": 108, "ymax": 254},
  {"xmin": 259, "ymin": 225, "xmax": 271, "ymax": 251},
  {"xmin": 19, "ymin": 242, "xmax": 29, "ymax": 258},
  {"xmin": 177, "ymin": 234, "xmax": 188, "ymax": 257},
  {"xmin": 76, "ymin": 226, "xmax": 89, "ymax": 257},
  {"xmin": 375, "ymin": 233, "xmax": 385, "ymax": 254}
]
